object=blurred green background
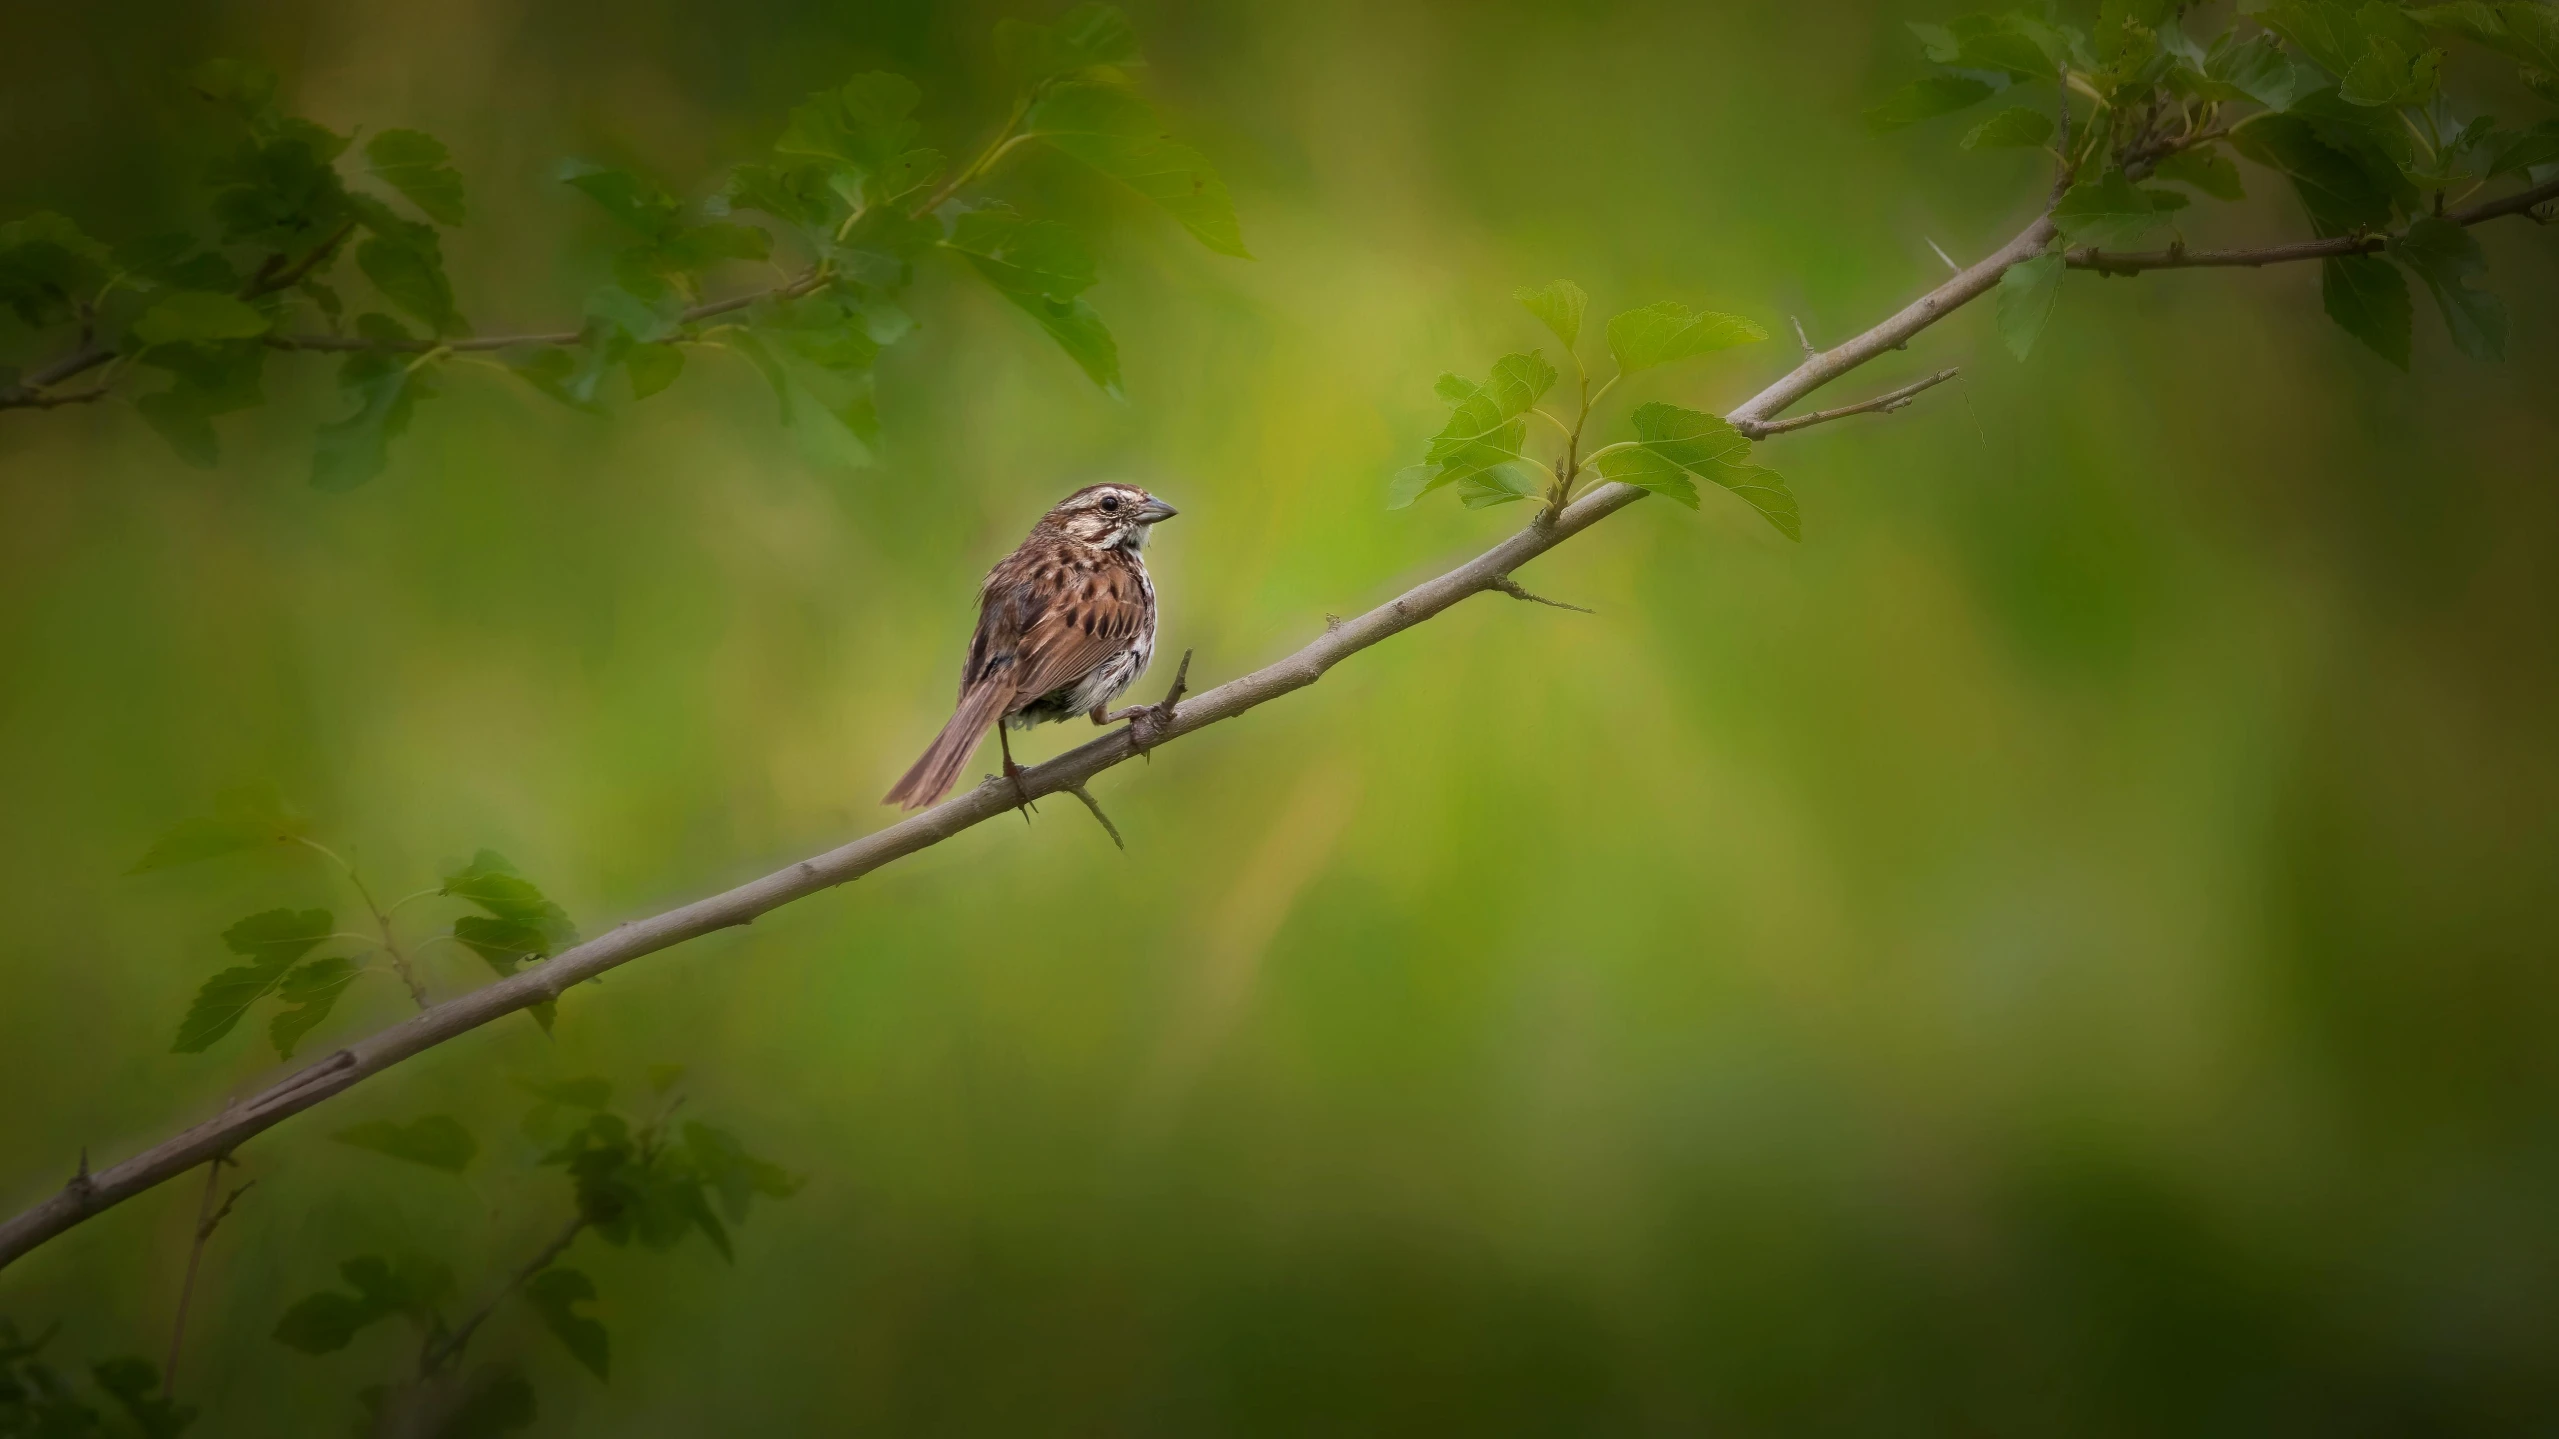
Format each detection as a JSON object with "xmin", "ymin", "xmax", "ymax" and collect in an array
[{"xmin": 6, "ymin": 0, "xmax": 2559, "ymax": 1432}]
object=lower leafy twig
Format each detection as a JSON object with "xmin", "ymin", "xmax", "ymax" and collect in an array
[
  {"xmin": 421, "ymin": 1216, "xmax": 585, "ymax": 1377},
  {"xmin": 1487, "ymin": 575, "xmax": 1592, "ymax": 613},
  {"xmin": 162, "ymin": 1152, "xmax": 251, "ymax": 1400},
  {"xmin": 1738, "ymin": 367, "xmax": 1960, "ymax": 439}
]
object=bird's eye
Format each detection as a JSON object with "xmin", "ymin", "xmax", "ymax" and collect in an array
[{"xmin": 1099, "ymin": 494, "xmax": 1121, "ymax": 513}]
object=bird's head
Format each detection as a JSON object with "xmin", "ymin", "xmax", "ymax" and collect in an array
[{"xmin": 1044, "ymin": 483, "xmax": 1179, "ymax": 553}]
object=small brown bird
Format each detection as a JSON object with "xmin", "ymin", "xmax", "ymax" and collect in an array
[{"xmin": 884, "ymin": 483, "xmax": 1179, "ymax": 809}]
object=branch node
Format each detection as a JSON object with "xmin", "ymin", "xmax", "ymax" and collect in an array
[
  {"xmin": 1489, "ymin": 575, "xmax": 1594, "ymax": 613},
  {"xmin": 1064, "ymin": 784, "xmax": 1126, "ymax": 851}
]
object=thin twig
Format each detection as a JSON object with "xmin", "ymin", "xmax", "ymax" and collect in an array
[
  {"xmin": 161, "ymin": 1153, "xmax": 250, "ymax": 1400},
  {"xmin": 1925, "ymin": 237, "xmax": 1962, "ymax": 274},
  {"xmin": 1736, "ymin": 368, "xmax": 1960, "ymax": 439},
  {"xmin": 2070, "ymin": 174, "xmax": 2559, "ymax": 274},
  {"xmin": 1488, "ymin": 575, "xmax": 1592, "ymax": 612},
  {"xmin": 1790, "ymin": 315, "xmax": 1818, "ymax": 360},
  {"xmin": 420, "ymin": 1216, "xmax": 584, "ymax": 1377},
  {"xmin": 1064, "ymin": 784, "xmax": 1126, "ymax": 850}
]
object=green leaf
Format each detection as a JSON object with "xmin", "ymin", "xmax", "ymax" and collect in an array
[
  {"xmin": 366, "ymin": 129, "xmax": 466, "ymax": 226},
  {"xmin": 2052, "ymin": 171, "xmax": 2179, "ymax": 249},
  {"xmin": 443, "ymin": 850, "xmax": 577, "ymax": 946},
  {"xmin": 2489, "ymin": 120, "xmax": 2559, "ymax": 177},
  {"xmin": 2202, "ymin": 31, "xmax": 2317, "ymax": 109},
  {"xmin": 131, "ymin": 786, "xmax": 308, "ymax": 872},
  {"xmin": 683, "ymin": 1121, "xmax": 804, "ymax": 1223},
  {"xmin": 271, "ymin": 1290, "xmax": 380, "ymax": 1355},
  {"xmin": 1025, "ymin": 80, "xmax": 1250, "ymax": 257},
  {"xmin": 177, "ymin": 908, "xmax": 336, "ymax": 1053},
  {"xmin": 722, "ymin": 161, "xmax": 841, "ymax": 234},
  {"xmin": 1605, "ymin": 301, "xmax": 1766, "ymax": 374},
  {"xmin": 1613, "ymin": 402, "xmax": 1799, "ymax": 539},
  {"xmin": 524, "ymin": 1269, "xmax": 609, "ymax": 1380},
  {"xmin": 997, "ymin": 4, "xmax": 1141, "ymax": 80},
  {"xmin": 1454, "ymin": 465, "xmax": 1542, "ymax": 509},
  {"xmin": 945, "ymin": 208, "xmax": 1121, "ymax": 396},
  {"xmin": 2153, "ymin": 147, "xmax": 2245, "ymax": 201},
  {"xmin": 355, "ymin": 228, "xmax": 462, "ymax": 336},
  {"xmin": 2322, "ymin": 252, "xmax": 2412, "ymax": 368},
  {"xmin": 945, "ymin": 208, "xmax": 1098, "ymax": 300},
  {"xmin": 0, "ymin": 211, "xmax": 112, "ymax": 326},
  {"xmin": 270, "ymin": 956, "xmax": 356, "ymax": 1059},
  {"xmin": 226, "ymin": 906, "xmax": 334, "ymax": 965},
  {"xmin": 624, "ymin": 342, "xmax": 684, "ymax": 399},
  {"xmin": 335, "ymin": 1115, "xmax": 478, "ymax": 1173},
  {"xmin": 131, "ymin": 291, "xmax": 270, "ymax": 348},
  {"xmin": 2232, "ymin": 113, "xmax": 2400, "ymax": 237},
  {"xmin": 1909, "ymin": 13, "xmax": 2061, "ymax": 77},
  {"xmin": 272, "ymin": 1254, "xmax": 452, "ymax": 1354},
  {"xmin": 1996, "ymin": 251, "xmax": 2065, "ymax": 360},
  {"xmin": 91, "ymin": 1355, "xmax": 195, "ymax": 1439},
  {"xmin": 1864, "ymin": 74, "xmax": 1998, "ymax": 132},
  {"xmin": 776, "ymin": 72, "xmax": 937, "ymax": 207},
  {"xmin": 1717, "ymin": 464, "xmax": 1804, "ymax": 540},
  {"xmin": 562, "ymin": 164, "xmax": 682, "ymax": 241},
  {"xmin": 1591, "ymin": 443, "xmax": 1700, "ymax": 507},
  {"xmin": 313, "ymin": 317, "xmax": 436, "ymax": 492},
  {"xmin": 133, "ymin": 340, "xmax": 267, "ymax": 468},
  {"xmin": 1514, "ymin": 279, "xmax": 1588, "ymax": 349},
  {"xmin": 2392, "ymin": 216, "xmax": 2507, "ymax": 360},
  {"xmin": 1962, "ymin": 106, "xmax": 2055, "ymax": 150}
]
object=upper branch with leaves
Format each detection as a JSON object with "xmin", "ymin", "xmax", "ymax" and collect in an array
[
  {"xmin": 1870, "ymin": 0, "xmax": 2558, "ymax": 368},
  {"xmin": 0, "ymin": 4, "xmax": 1245, "ymax": 486}
]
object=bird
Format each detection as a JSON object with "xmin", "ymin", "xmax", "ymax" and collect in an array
[{"xmin": 883, "ymin": 483, "xmax": 1180, "ymax": 810}]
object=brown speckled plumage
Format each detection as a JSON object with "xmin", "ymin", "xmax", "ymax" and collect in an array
[{"xmin": 883, "ymin": 484, "xmax": 1176, "ymax": 809}]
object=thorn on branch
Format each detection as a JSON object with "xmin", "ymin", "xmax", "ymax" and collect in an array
[
  {"xmin": 1488, "ymin": 575, "xmax": 1593, "ymax": 613},
  {"xmin": 67, "ymin": 1148, "xmax": 92, "ymax": 1202},
  {"xmin": 1925, "ymin": 237, "xmax": 1962, "ymax": 274},
  {"xmin": 1791, "ymin": 315, "xmax": 1819, "ymax": 360},
  {"xmin": 1064, "ymin": 784, "xmax": 1126, "ymax": 851}
]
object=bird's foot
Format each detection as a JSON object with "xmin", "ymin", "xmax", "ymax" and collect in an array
[
  {"xmin": 1002, "ymin": 759, "xmax": 1038, "ymax": 821},
  {"xmin": 1100, "ymin": 649, "xmax": 1191, "ymax": 759}
]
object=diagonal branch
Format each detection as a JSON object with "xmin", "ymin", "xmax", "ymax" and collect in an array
[{"xmin": 0, "ymin": 177, "xmax": 2421, "ymax": 1268}]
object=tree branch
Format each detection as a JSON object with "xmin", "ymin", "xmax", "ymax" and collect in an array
[
  {"xmin": 2067, "ymin": 173, "xmax": 2559, "ymax": 275},
  {"xmin": 1735, "ymin": 368, "xmax": 1959, "ymax": 439},
  {"xmin": 0, "ymin": 186, "xmax": 2347, "ymax": 1269},
  {"xmin": 0, "ymin": 267, "xmax": 834, "ymax": 413}
]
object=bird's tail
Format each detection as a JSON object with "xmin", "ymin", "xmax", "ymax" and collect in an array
[{"xmin": 883, "ymin": 680, "xmax": 1014, "ymax": 809}]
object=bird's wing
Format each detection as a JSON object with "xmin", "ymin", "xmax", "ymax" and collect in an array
[{"xmin": 1005, "ymin": 562, "xmax": 1151, "ymax": 707}]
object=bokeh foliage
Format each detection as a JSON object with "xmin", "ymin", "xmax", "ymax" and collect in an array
[{"xmin": 3, "ymin": 0, "xmax": 2558, "ymax": 1433}]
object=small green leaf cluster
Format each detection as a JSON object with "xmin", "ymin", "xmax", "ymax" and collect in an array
[
  {"xmin": 274, "ymin": 1078, "xmax": 796, "ymax": 1434},
  {"xmin": 0, "ymin": 1321, "xmax": 193, "ymax": 1439},
  {"xmin": 1392, "ymin": 281, "xmax": 1796, "ymax": 539},
  {"xmin": 1876, "ymin": 2, "xmax": 2559, "ymax": 367},
  {"xmin": 0, "ymin": 6, "xmax": 1246, "ymax": 485},
  {"xmin": 132, "ymin": 798, "xmax": 578, "ymax": 1059}
]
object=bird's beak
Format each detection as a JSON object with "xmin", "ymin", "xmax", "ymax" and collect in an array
[{"xmin": 1137, "ymin": 497, "xmax": 1179, "ymax": 524}]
